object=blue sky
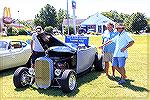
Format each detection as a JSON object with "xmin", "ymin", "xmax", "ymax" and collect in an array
[{"xmin": 0, "ymin": 0, "xmax": 150, "ymax": 20}]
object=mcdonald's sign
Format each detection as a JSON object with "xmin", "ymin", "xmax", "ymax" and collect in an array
[{"xmin": 3, "ymin": 7, "xmax": 12, "ymax": 24}]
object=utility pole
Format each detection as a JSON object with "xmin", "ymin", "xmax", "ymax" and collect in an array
[
  {"xmin": 72, "ymin": 0, "xmax": 76, "ymax": 34},
  {"xmin": 67, "ymin": 0, "xmax": 70, "ymax": 35}
]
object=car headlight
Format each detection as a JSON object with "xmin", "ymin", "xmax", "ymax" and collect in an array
[{"xmin": 55, "ymin": 69, "xmax": 61, "ymax": 76}]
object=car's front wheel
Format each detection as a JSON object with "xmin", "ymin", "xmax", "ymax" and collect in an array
[
  {"xmin": 61, "ymin": 69, "xmax": 77, "ymax": 93},
  {"xmin": 13, "ymin": 67, "xmax": 32, "ymax": 88}
]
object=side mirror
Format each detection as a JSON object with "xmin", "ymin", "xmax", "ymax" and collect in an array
[
  {"xmin": 26, "ymin": 39, "xmax": 31, "ymax": 44},
  {"xmin": 8, "ymin": 45, "xmax": 11, "ymax": 49}
]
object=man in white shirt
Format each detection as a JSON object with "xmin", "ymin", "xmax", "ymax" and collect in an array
[
  {"xmin": 31, "ymin": 26, "xmax": 45, "ymax": 68},
  {"xmin": 100, "ymin": 23, "xmax": 134, "ymax": 84}
]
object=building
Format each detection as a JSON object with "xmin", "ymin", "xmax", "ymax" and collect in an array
[
  {"xmin": 62, "ymin": 19, "xmax": 86, "ymax": 34},
  {"xmin": 80, "ymin": 12, "xmax": 115, "ymax": 33},
  {"xmin": 0, "ymin": 18, "xmax": 2, "ymax": 33}
]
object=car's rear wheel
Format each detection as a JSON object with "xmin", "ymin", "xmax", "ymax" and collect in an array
[
  {"xmin": 13, "ymin": 67, "xmax": 32, "ymax": 88},
  {"xmin": 61, "ymin": 69, "xmax": 77, "ymax": 93},
  {"xmin": 93, "ymin": 54, "xmax": 104, "ymax": 71}
]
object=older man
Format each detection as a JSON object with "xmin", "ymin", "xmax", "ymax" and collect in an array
[
  {"xmin": 102, "ymin": 22, "xmax": 118, "ymax": 77},
  {"xmin": 100, "ymin": 23, "xmax": 134, "ymax": 84}
]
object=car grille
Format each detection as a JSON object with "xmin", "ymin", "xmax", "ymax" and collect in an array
[{"xmin": 35, "ymin": 59, "xmax": 51, "ymax": 89}]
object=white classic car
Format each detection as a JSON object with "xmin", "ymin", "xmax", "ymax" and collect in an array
[
  {"xmin": 13, "ymin": 33, "xmax": 103, "ymax": 93},
  {"xmin": 0, "ymin": 39, "xmax": 31, "ymax": 70}
]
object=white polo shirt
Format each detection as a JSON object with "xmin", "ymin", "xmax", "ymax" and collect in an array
[
  {"xmin": 32, "ymin": 32, "xmax": 44, "ymax": 52},
  {"xmin": 111, "ymin": 30, "xmax": 134, "ymax": 58}
]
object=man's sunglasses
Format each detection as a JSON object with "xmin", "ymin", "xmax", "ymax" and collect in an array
[
  {"xmin": 36, "ymin": 29, "xmax": 41, "ymax": 32},
  {"xmin": 116, "ymin": 28, "xmax": 124, "ymax": 29}
]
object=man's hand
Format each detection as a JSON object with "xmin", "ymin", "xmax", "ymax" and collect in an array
[
  {"xmin": 121, "ymin": 41, "xmax": 134, "ymax": 52},
  {"xmin": 99, "ymin": 46, "xmax": 103, "ymax": 49},
  {"xmin": 99, "ymin": 40, "xmax": 112, "ymax": 50},
  {"xmin": 121, "ymin": 47, "xmax": 126, "ymax": 52}
]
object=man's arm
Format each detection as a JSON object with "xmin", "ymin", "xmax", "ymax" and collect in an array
[
  {"xmin": 121, "ymin": 41, "xmax": 134, "ymax": 52},
  {"xmin": 99, "ymin": 40, "xmax": 112, "ymax": 49},
  {"xmin": 30, "ymin": 40, "xmax": 33, "ymax": 51}
]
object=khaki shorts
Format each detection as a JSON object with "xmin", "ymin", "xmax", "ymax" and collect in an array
[{"xmin": 103, "ymin": 52, "xmax": 113, "ymax": 62}]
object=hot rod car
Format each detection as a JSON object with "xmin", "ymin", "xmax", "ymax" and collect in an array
[{"xmin": 13, "ymin": 33, "xmax": 103, "ymax": 93}]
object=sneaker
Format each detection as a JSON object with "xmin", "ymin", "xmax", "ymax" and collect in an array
[
  {"xmin": 118, "ymin": 79, "xmax": 126, "ymax": 85},
  {"xmin": 112, "ymin": 75, "xmax": 115, "ymax": 78},
  {"xmin": 121, "ymin": 75, "xmax": 127, "ymax": 79}
]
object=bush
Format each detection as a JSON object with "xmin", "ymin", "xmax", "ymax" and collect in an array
[
  {"xmin": 146, "ymin": 25, "xmax": 150, "ymax": 33},
  {"xmin": 7, "ymin": 27, "xmax": 18, "ymax": 36},
  {"xmin": 7, "ymin": 27, "xmax": 12, "ymax": 36},
  {"xmin": 44, "ymin": 26, "xmax": 53, "ymax": 33},
  {"xmin": 64, "ymin": 26, "xmax": 74, "ymax": 35},
  {"xmin": 18, "ymin": 28, "xmax": 27, "ymax": 35}
]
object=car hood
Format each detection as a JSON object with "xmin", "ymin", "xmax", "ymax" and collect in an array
[
  {"xmin": 37, "ymin": 32, "xmax": 76, "ymax": 52},
  {"xmin": 0, "ymin": 49, "xmax": 10, "ymax": 56}
]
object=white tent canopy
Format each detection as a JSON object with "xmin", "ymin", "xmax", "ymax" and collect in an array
[{"xmin": 81, "ymin": 12, "xmax": 115, "ymax": 33}]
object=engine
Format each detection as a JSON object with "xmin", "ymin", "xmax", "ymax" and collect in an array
[
  {"xmin": 50, "ymin": 56, "xmax": 76, "ymax": 77},
  {"xmin": 46, "ymin": 46, "xmax": 77, "ymax": 76},
  {"xmin": 53, "ymin": 61, "xmax": 69, "ymax": 77}
]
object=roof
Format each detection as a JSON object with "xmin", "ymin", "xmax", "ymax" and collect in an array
[
  {"xmin": 81, "ymin": 12, "xmax": 114, "ymax": 25},
  {"xmin": 11, "ymin": 23, "xmax": 24, "ymax": 27},
  {"xmin": 0, "ymin": 39, "xmax": 23, "ymax": 42},
  {"xmin": 63, "ymin": 19, "xmax": 86, "ymax": 26}
]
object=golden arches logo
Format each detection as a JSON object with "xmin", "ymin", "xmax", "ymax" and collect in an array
[
  {"xmin": 3, "ymin": 7, "xmax": 12, "ymax": 24},
  {"xmin": 3, "ymin": 7, "xmax": 11, "ymax": 18}
]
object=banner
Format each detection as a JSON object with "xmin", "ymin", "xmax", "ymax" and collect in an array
[{"xmin": 65, "ymin": 35, "xmax": 89, "ymax": 46}]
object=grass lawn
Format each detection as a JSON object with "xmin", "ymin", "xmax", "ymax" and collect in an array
[{"xmin": 0, "ymin": 34, "xmax": 150, "ymax": 100}]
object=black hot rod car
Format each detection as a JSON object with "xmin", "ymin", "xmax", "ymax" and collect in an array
[{"xmin": 13, "ymin": 33, "xmax": 103, "ymax": 93}]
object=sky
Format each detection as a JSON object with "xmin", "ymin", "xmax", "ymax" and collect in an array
[{"xmin": 0, "ymin": 0, "xmax": 150, "ymax": 20}]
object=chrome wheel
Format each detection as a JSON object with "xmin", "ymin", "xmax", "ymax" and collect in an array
[
  {"xmin": 69, "ymin": 73, "xmax": 76, "ymax": 90},
  {"xmin": 61, "ymin": 69, "xmax": 77, "ymax": 93},
  {"xmin": 21, "ymin": 71, "xmax": 30, "ymax": 86}
]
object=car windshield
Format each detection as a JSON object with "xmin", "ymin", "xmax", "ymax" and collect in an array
[{"xmin": 0, "ymin": 41, "xmax": 8, "ymax": 50}]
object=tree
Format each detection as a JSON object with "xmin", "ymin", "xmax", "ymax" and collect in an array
[
  {"xmin": 128, "ymin": 12, "xmax": 148, "ymax": 33},
  {"xmin": 64, "ymin": 26, "xmax": 74, "ymax": 35},
  {"xmin": 101, "ymin": 11, "xmax": 148, "ymax": 33},
  {"xmin": 57, "ymin": 9, "xmax": 67, "ymax": 30},
  {"xmin": 101, "ymin": 11, "xmax": 120, "ymax": 23},
  {"xmin": 34, "ymin": 4, "xmax": 57, "ymax": 29},
  {"xmin": 44, "ymin": 26, "xmax": 53, "ymax": 33},
  {"xmin": 19, "ymin": 20, "xmax": 34, "ymax": 31},
  {"xmin": 101, "ymin": 11, "xmax": 130, "ymax": 23},
  {"xmin": 101, "ymin": 11, "xmax": 114, "ymax": 21}
]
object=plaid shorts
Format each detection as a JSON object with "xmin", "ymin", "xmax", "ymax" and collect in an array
[{"xmin": 103, "ymin": 52, "xmax": 113, "ymax": 62}]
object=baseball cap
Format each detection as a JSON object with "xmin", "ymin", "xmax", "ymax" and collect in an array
[{"xmin": 36, "ymin": 26, "xmax": 42, "ymax": 30}]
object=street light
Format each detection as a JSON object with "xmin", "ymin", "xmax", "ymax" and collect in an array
[{"xmin": 18, "ymin": 10, "xmax": 20, "ymax": 28}]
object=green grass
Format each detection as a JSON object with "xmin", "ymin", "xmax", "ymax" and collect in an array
[{"xmin": 0, "ymin": 34, "xmax": 150, "ymax": 100}]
